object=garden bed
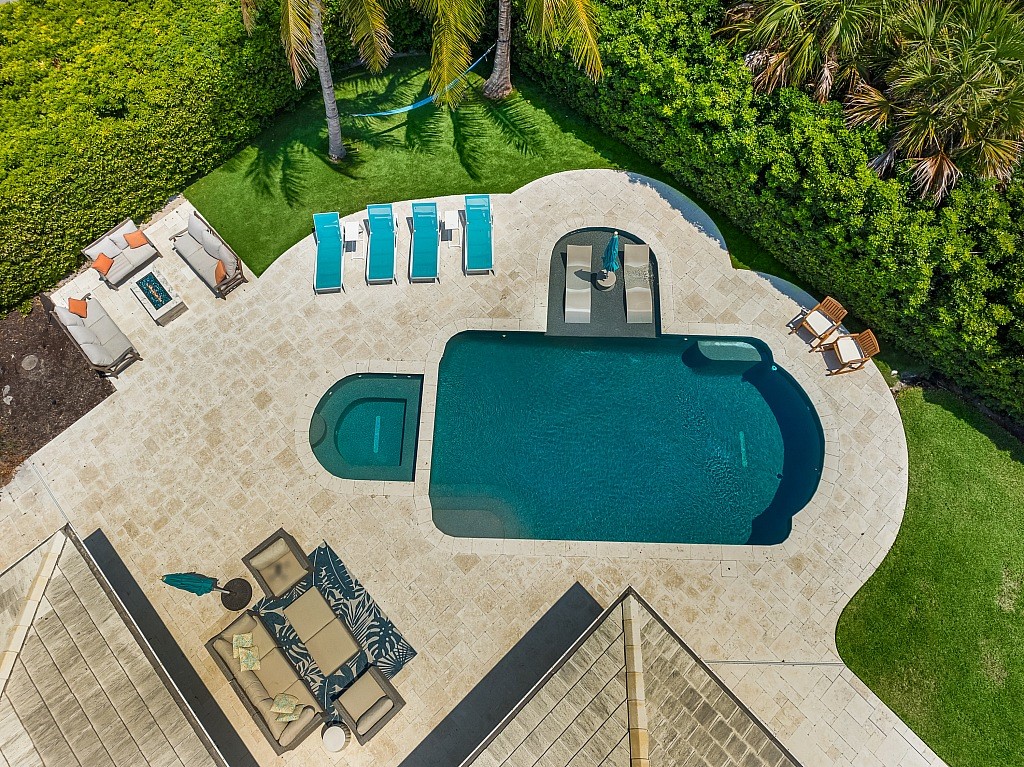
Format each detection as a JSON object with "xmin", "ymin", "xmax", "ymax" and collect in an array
[{"xmin": 0, "ymin": 300, "xmax": 113, "ymax": 486}]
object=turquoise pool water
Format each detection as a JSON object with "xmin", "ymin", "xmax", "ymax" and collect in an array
[
  {"xmin": 429, "ymin": 332, "xmax": 824, "ymax": 545},
  {"xmin": 310, "ymin": 374, "xmax": 422, "ymax": 481}
]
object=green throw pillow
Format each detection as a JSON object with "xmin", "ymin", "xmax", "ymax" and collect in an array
[{"xmin": 271, "ymin": 693, "xmax": 298, "ymax": 714}]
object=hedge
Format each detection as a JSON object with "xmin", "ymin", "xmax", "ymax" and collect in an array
[
  {"xmin": 0, "ymin": 0, "xmax": 427, "ymax": 312},
  {"xmin": 517, "ymin": 0, "xmax": 1024, "ymax": 420}
]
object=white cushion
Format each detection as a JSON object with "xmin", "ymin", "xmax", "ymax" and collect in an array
[
  {"xmin": 187, "ymin": 212, "xmax": 207, "ymax": 242},
  {"xmin": 104, "ymin": 254, "xmax": 136, "ymax": 285},
  {"xmin": 835, "ymin": 336, "xmax": 863, "ymax": 363},
  {"xmin": 124, "ymin": 242, "xmax": 157, "ymax": 267},
  {"xmin": 67, "ymin": 324, "xmax": 99, "ymax": 346},
  {"xmin": 80, "ymin": 342, "xmax": 115, "ymax": 367},
  {"xmin": 83, "ymin": 236, "xmax": 117, "ymax": 260},
  {"xmin": 202, "ymin": 228, "xmax": 221, "ymax": 257},
  {"xmin": 805, "ymin": 310, "xmax": 835, "ymax": 337},
  {"xmin": 54, "ymin": 307, "xmax": 83, "ymax": 327},
  {"xmin": 218, "ymin": 244, "xmax": 238, "ymax": 277}
]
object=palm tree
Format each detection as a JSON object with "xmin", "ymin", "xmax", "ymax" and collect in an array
[
  {"xmin": 241, "ymin": 0, "xmax": 394, "ymax": 161},
  {"xmin": 722, "ymin": 0, "xmax": 890, "ymax": 102},
  {"xmin": 846, "ymin": 0, "xmax": 1024, "ymax": 200},
  {"xmin": 413, "ymin": 0, "xmax": 603, "ymax": 105}
]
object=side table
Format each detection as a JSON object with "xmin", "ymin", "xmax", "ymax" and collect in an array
[{"xmin": 322, "ymin": 722, "xmax": 350, "ymax": 753}]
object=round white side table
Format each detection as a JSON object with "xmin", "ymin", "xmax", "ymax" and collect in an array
[
  {"xmin": 596, "ymin": 269, "xmax": 617, "ymax": 290},
  {"xmin": 322, "ymin": 723, "xmax": 350, "ymax": 753}
]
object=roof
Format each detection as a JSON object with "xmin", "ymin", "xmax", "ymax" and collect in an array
[{"xmin": 463, "ymin": 588, "xmax": 803, "ymax": 767}]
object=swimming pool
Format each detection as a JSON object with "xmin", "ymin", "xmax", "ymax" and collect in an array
[
  {"xmin": 429, "ymin": 332, "xmax": 823, "ymax": 545},
  {"xmin": 310, "ymin": 374, "xmax": 422, "ymax": 481}
]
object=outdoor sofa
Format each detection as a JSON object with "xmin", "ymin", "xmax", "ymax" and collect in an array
[
  {"xmin": 206, "ymin": 612, "xmax": 323, "ymax": 754},
  {"xmin": 170, "ymin": 211, "xmax": 247, "ymax": 298},
  {"xmin": 48, "ymin": 295, "xmax": 141, "ymax": 377},
  {"xmin": 624, "ymin": 244, "xmax": 654, "ymax": 324},
  {"xmin": 82, "ymin": 219, "xmax": 159, "ymax": 288},
  {"xmin": 564, "ymin": 244, "xmax": 592, "ymax": 324}
]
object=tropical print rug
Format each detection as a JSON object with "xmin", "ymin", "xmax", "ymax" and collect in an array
[{"xmin": 254, "ymin": 543, "xmax": 416, "ymax": 710}]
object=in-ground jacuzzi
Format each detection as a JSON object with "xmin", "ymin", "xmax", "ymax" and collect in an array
[
  {"xmin": 428, "ymin": 332, "xmax": 824, "ymax": 545},
  {"xmin": 310, "ymin": 374, "xmax": 422, "ymax": 481}
]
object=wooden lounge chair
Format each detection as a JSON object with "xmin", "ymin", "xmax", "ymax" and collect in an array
[
  {"xmin": 564, "ymin": 244, "xmax": 592, "ymax": 323},
  {"xmin": 790, "ymin": 296, "xmax": 847, "ymax": 348},
  {"xmin": 820, "ymin": 330, "xmax": 879, "ymax": 375}
]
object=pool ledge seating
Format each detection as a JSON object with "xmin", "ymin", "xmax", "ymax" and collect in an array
[
  {"xmin": 313, "ymin": 212, "xmax": 344, "ymax": 294},
  {"xmin": 624, "ymin": 244, "xmax": 654, "ymax": 324},
  {"xmin": 463, "ymin": 194, "xmax": 493, "ymax": 274},
  {"xmin": 564, "ymin": 244, "xmax": 592, "ymax": 323},
  {"xmin": 366, "ymin": 204, "xmax": 397, "ymax": 284}
]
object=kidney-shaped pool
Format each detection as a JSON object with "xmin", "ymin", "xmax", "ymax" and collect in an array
[{"xmin": 429, "ymin": 331, "xmax": 824, "ymax": 545}]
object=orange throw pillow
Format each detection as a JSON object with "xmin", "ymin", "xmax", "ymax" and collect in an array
[
  {"xmin": 92, "ymin": 253, "xmax": 114, "ymax": 275},
  {"xmin": 68, "ymin": 298, "xmax": 88, "ymax": 318},
  {"xmin": 124, "ymin": 230, "xmax": 148, "ymax": 248},
  {"xmin": 214, "ymin": 260, "xmax": 227, "ymax": 284}
]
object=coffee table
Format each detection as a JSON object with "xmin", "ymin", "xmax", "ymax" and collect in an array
[{"xmin": 131, "ymin": 268, "xmax": 187, "ymax": 326}]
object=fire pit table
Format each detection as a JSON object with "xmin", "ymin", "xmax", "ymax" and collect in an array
[{"xmin": 131, "ymin": 268, "xmax": 187, "ymax": 326}]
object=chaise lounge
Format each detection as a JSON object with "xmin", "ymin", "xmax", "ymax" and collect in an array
[
  {"xmin": 82, "ymin": 219, "xmax": 159, "ymax": 288},
  {"xmin": 170, "ymin": 211, "xmax": 247, "ymax": 298},
  {"xmin": 313, "ymin": 212, "xmax": 344, "ymax": 294},
  {"xmin": 366, "ymin": 204, "xmax": 397, "ymax": 285},
  {"xmin": 564, "ymin": 244, "xmax": 592, "ymax": 324},
  {"xmin": 48, "ymin": 295, "xmax": 141, "ymax": 377},
  {"xmin": 624, "ymin": 244, "xmax": 654, "ymax": 324},
  {"xmin": 409, "ymin": 202, "xmax": 439, "ymax": 282},
  {"xmin": 464, "ymin": 195, "xmax": 493, "ymax": 274}
]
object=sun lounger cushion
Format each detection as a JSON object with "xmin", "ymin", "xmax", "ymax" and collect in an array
[
  {"xmin": 464, "ymin": 195, "xmax": 493, "ymax": 273},
  {"xmin": 313, "ymin": 212, "xmax": 343, "ymax": 292},
  {"xmin": 804, "ymin": 310, "xmax": 835, "ymax": 337},
  {"xmin": 410, "ymin": 202, "xmax": 439, "ymax": 281},
  {"xmin": 835, "ymin": 336, "xmax": 862, "ymax": 362},
  {"xmin": 564, "ymin": 245, "xmax": 591, "ymax": 324},
  {"xmin": 367, "ymin": 205, "xmax": 396, "ymax": 283}
]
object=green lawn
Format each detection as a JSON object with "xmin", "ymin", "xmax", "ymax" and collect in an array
[
  {"xmin": 837, "ymin": 387, "xmax": 1024, "ymax": 767},
  {"xmin": 185, "ymin": 56, "xmax": 783, "ymax": 280}
]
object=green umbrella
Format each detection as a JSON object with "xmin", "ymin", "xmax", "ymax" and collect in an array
[{"xmin": 161, "ymin": 572, "xmax": 224, "ymax": 596}]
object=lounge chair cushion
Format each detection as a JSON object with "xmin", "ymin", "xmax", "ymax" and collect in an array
[
  {"xmin": 282, "ymin": 589, "xmax": 335, "ymax": 640},
  {"xmin": 339, "ymin": 670, "xmax": 388, "ymax": 722},
  {"xmin": 250, "ymin": 539, "xmax": 307, "ymax": 595},
  {"xmin": 357, "ymin": 697, "xmax": 394, "ymax": 736},
  {"xmin": 67, "ymin": 325, "xmax": 100, "ymax": 347},
  {"xmin": 202, "ymin": 228, "xmax": 222, "ymax": 257},
  {"xmin": 79, "ymin": 342, "xmax": 115, "ymax": 367},
  {"xmin": 305, "ymin": 618, "xmax": 359, "ymax": 675},
  {"xmin": 835, "ymin": 336, "xmax": 863, "ymax": 363},
  {"xmin": 254, "ymin": 648, "xmax": 300, "ymax": 696},
  {"xmin": 55, "ymin": 307, "xmax": 83, "ymax": 327},
  {"xmin": 804, "ymin": 310, "xmax": 835, "ymax": 337},
  {"xmin": 219, "ymin": 244, "xmax": 239, "ymax": 277},
  {"xmin": 84, "ymin": 237, "xmax": 115, "ymax": 260}
]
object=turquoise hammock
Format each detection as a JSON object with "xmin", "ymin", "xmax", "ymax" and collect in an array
[{"xmin": 351, "ymin": 45, "xmax": 495, "ymax": 118}]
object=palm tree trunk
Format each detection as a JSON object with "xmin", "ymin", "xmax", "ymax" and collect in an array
[
  {"xmin": 483, "ymin": 0, "xmax": 513, "ymax": 100},
  {"xmin": 310, "ymin": 1, "xmax": 346, "ymax": 162}
]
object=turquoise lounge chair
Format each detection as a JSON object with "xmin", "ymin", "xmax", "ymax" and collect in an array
[
  {"xmin": 313, "ymin": 212, "xmax": 343, "ymax": 293},
  {"xmin": 410, "ymin": 202, "xmax": 439, "ymax": 282},
  {"xmin": 463, "ymin": 194, "xmax": 493, "ymax": 274},
  {"xmin": 366, "ymin": 204, "xmax": 397, "ymax": 284}
]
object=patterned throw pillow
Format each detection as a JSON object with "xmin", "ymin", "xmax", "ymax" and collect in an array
[
  {"xmin": 270, "ymin": 693, "xmax": 297, "ymax": 714},
  {"xmin": 275, "ymin": 709, "xmax": 301, "ymax": 723},
  {"xmin": 238, "ymin": 645, "xmax": 260, "ymax": 671},
  {"xmin": 232, "ymin": 632, "xmax": 253, "ymax": 659}
]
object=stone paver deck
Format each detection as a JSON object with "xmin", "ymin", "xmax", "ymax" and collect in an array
[{"xmin": 0, "ymin": 171, "xmax": 938, "ymax": 766}]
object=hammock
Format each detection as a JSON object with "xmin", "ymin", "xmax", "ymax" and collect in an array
[{"xmin": 351, "ymin": 46, "xmax": 495, "ymax": 118}]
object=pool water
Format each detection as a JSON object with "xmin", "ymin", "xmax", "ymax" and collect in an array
[
  {"xmin": 310, "ymin": 374, "xmax": 422, "ymax": 481},
  {"xmin": 429, "ymin": 332, "xmax": 823, "ymax": 545}
]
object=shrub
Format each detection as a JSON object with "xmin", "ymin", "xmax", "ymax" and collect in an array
[{"xmin": 517, "ymin": 0, "xmax": 1024, "ymax": 420}]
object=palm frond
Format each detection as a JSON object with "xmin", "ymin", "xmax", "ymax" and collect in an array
[
  {"xmin": 280, "ymin": 0, "xmax": 316, "ymax": 86},
  {"xmin": 911, "ymin": 151, "xmax": 962, "ymax": 202},
  {"xmin": 550, "ymin": 0, "xmax": 603, "ymax": 80},
  {"xmin": 336, "ymin": 0, "xmax": 394, "ymax": 72},
  {"xmin": 410, "ymin": 0, "xmax": 483, "ymax": 106},
  {"xmin": 241, "ymin": 0, "xmax": 259, "ymax": 33}
]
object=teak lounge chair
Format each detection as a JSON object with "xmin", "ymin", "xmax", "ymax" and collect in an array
[
  {"xmin": 790, "ymin": 296, "xmax": 847, "ymax": 348},
  {"xmin": 409, "ymin": 202, "xmax": 439, "ymax": 282},
  {"xmin": 313, "ymin": 212, "xmax": 344, "ymax": 294},
  {"xmin": 463, "ymin": 194, "xmax": 493, "ymax": 274},
  {"xmin": 820, "ymin": 329, "xmax": 879, "ymax": 375},
  {"xmin": 623, "ymin": 243, "xmax": 654, "ymax": 324},
  {"xmin": 366, "ymin": 204, "xmax": 397, "ymax": 284},
  {"xmin": 564, "ymin": 244, "xmax": 592, "ymax": 324}
]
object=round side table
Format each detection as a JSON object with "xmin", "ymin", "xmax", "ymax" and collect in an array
[
  {"xmin": 596, "ymin": 269, "xmax": 617, "ymax": 290},
  {"xmin": 322, "ymin": 723, "xmax": 350, "ymax": 753},
  {"xmin": 220, "ymin": 578, "xmax": 253, "ymax": 611}
]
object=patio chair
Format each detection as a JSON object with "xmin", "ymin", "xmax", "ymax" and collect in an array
[
  {"xmin": 564, "ymin": 244, "xmax": 592, "ymax": 324},
  {"xmin": 243, "ymin": 529, "xmax": 312, "ymax": 597},
  {"xmin": 313, "ymin": 212, "xmax": 343, "ymax": 294},
  {"xmin": 463, "ymin": 194, "xmax": 493, "ymax": 274},
  {"xmin": 333, "ymin": 665, "xmax": 405, "ymax": 745},
  {"xmin": 790, "ymin": 296, "xmax": 847, "ymax": 348},
  {"xmin": 366, "ymin": 204, "xmax": 397, "ymax": 284},
  {"xmin": 820, "ymin": 330, "xmax": 879, "ymax": 375},
  {"xmin": 170, "ymin": 211, "xmax": 247, "ymax": 299},
  {"xmin": 624, "ymin": 244, "xmax": 654, "ymax": 324},
  {"xmin": 82, "ymin": 218, "xmax": 160, "ymax": 288},
  {"xmin": 409, "ymin": 202, "xmax": 439, "ymax": 282}
]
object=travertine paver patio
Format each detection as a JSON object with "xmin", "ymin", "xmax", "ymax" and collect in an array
[{"xmin": 0, "ymin": 170, "xmax": 941, "ymax": 766}]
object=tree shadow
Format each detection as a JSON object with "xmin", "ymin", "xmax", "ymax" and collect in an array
[
  {"xmin": 450, "ymin": 86, "xmax": 547, "ymax": 180},
  {"xmin": 217, "ymin": 140, "xmax": 312, "ymax": 208},
  {"xmin": 404, "ymin": 80, "xmax": 447, "ymax": 154}
]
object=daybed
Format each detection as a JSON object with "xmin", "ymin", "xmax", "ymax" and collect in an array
[
  {"xmin": 170, "ymin": 211, "xmax": 247, "ymax": 298},
  {"xmin": 82, "ymin": 219, "xmax": 159, "ymax": 287}
]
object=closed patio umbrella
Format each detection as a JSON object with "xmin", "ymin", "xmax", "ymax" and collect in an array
[
  {"xmin": 602, "ymin": 231, "xmax": 621, "ymax": 276},
  {"xmin": 161, "ymin": 572, "xmax": 226, "ymax": 596}
]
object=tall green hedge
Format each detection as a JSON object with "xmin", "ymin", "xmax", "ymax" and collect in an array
[
  {"xmin": 518, "ymin": 0, "xmax": 1024, "ymax": 419},
  {"xmin": 0, "ymin": 0, "xmax": 427, "ymax": 312}
]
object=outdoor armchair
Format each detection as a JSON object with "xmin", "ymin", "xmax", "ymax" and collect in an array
[
  {"xmin": 243, "ymin": 528, "xmax": 312, "ymax": 597},
  {"xmin": 820, "ymin": 330, "xmax": 879, "ymax": 375},
  {"xmin": 790, "ymin": 296, "xmax": 847, "ymax": 348}
]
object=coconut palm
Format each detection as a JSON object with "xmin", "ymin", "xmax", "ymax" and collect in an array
[
  {"xmin": 846, "ymin": 0, "xmax": 1024, "ymax": 200},
  {"xmin": 241, "ymin": 0, "xmax": 393, "ymax": 161},
  {"xmin": 722, "ymin": 0, "xmax": 889, "ymax": 101},
  {"xmin": 413, "ymin": 0, "xmax": 603, "ymax": 105}
]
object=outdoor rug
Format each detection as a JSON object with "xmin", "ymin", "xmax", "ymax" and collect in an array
[{"xmin": 254, "ymin": 543, "xmax": 416, "ymax": 710}]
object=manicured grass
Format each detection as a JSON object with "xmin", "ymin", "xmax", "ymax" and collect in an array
[
  {"xmin": 837, "ymin": 387, "xmax": 1024, "ymax": 767},
  {"xmin": 185, "ymin": 56, "xmax": 779, "ymax": 279}
]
